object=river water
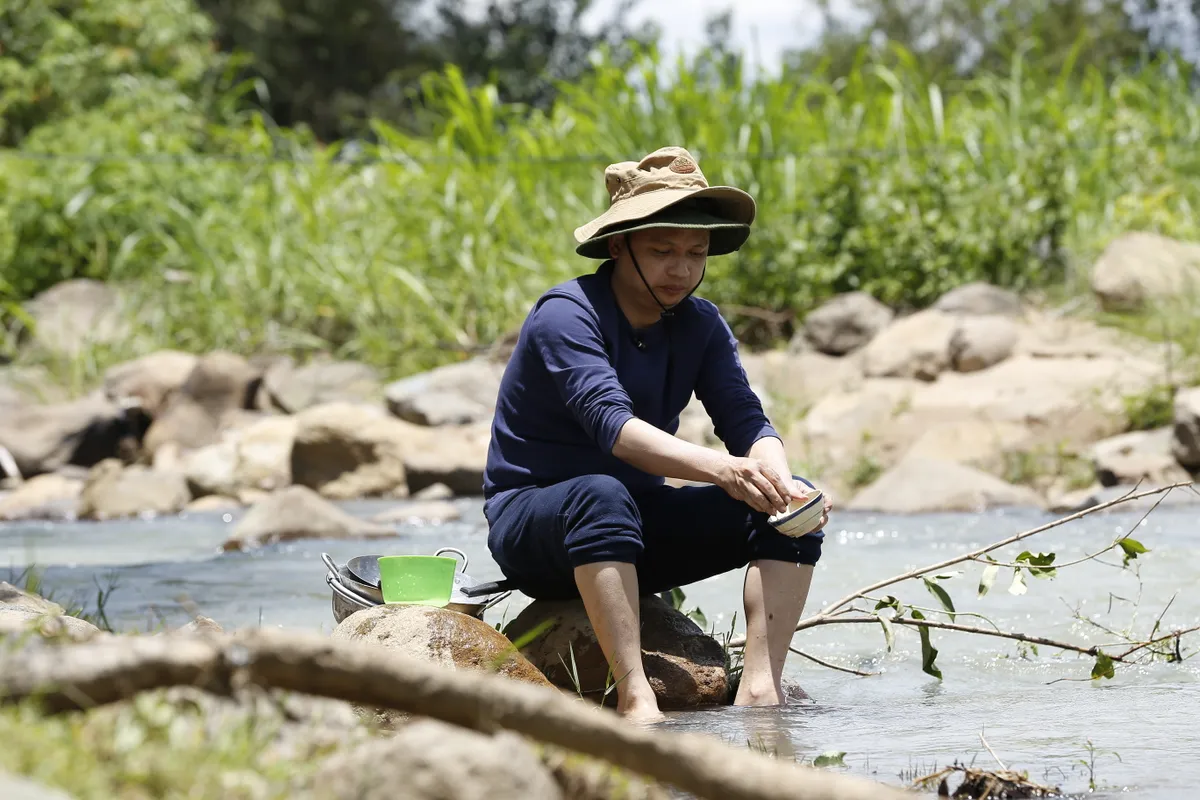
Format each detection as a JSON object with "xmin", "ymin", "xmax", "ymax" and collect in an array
[{"xmin": 2, "ymin": 495, "xmax": 1198, "ymax": 799}]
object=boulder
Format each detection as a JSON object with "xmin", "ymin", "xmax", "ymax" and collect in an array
[
  {"xmin": 184, "ymin": 495, "xmax": 241, "ymax": 513},
  {"xmin": 0, "ymin": 581, "xmax": 65, "ymax": 615},
  {"xmin": 78, "ymin": 459, "xmax": 192, "ymax": 520},
  {"xmin": 231, "ymin": 415, "xmax": 295, "ymax": 492},
  {"xmin": 178, "ymin": 615, "xmax": 224, "ymax": 634},
  {"xmin": 799, "ymin": 292, "xmax": 894, "ymax": 356},
  {"xmin": 291, "ymin": 402, "xmax": 419, "ymax": 499},
  {"xmin": 413, "ymin": 482, "xmax": 454, "ymax": 500},
  {"xmin": 223, "ymin": 485, "xmax": 394, "ymax": 551},
  {"xmin": 102, "ymin": 350, "xmax": 199, "ymax": 417},
  {"xmin": 182, "ymin": 438, "xmax": 238, "ymax": 498},
  {"xmin": 503, "ymin": 595, "xmax": 728, "ymax": 710},
  {"xmin": 1089, "ymin": 428, "xmax": 1190, "ymax": 487},
  {"xmin": 385, "ymin": 358, "xmax": 505, "ymax": 426},
  {"xmin": 309, "ymin": 720, "xmax": 563, "ymax": 800},
  {"xmin": 902, "ymin": 419, "xmax": 1032, "ymax": 470},
  {"xmin": 142, "ymin": 351, "xmax": 262, "ymax": 457},
  {"xmin": 949, "ymin": 315, "xmax": 1018, "ymax": 373},
  {"xmin": 0, "ymin": 364, "xmax": 68, "ymax": 406},
  {"xmin": 261, "ymin": 356, "xmax": 382, "ymax": 413},
  {"xmin": 0, "ymin": 395, "xmax": 136, "ymax": 478},
  {"xmin": 0, "ymin": 606, "xmax": 104, "ymax": 642},
  {"xmin": 848, "ymin": 456, "xmax": 1041, "ymax": 513},
  {"xmin": 933, "ymin": 282, "xmax": 1022, "ymax": 317},
  {"xmin": 1172, "ymin": 387, "xmax": 1200, "ymax": 469},
  {"xmin": 371, "ymin": 500, "xmax": 462, "ymax": 525},
  {"xmin": 747, "ymin": 349, "xmax": 866, "ymax": 414},
  {"xmin": 1090, "ymin": 232, "xmax": 1200, "ymax": 311},
  {"xmin": 790, "ymin": 378, "xmax": 922, "ymax": 468},
  {"xmin": 403, "ymin": 422, "xmax": 489, "ymax": 496},
  {"xmin": 21, "ymin": 279, "xmax": 128, "ymax": 357},
  {"xmin": 0, "ymin": 472, "xmax": 83, "ymax": 521},
  {"xmin": 0, "ymin": 772, "xmax": 79, "ymax": 800},
  {"xmin": 861, "ymin": 310, "xmax": 956, "ymax": 381}
]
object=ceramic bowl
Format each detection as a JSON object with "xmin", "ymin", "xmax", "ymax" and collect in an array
[{"xmin": 767, "ymin": 476, "xmax": 825, "ymax": 538}]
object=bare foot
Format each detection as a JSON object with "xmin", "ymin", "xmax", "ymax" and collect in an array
[
  {"xmin": 733, "ymin": 681, "xmax": 786, "ymax": 708},
  {"xmin": 618, "ymin": 694, "xmax": 666, "ymax": 724}
]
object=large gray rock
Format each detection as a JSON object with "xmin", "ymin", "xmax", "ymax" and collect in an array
[
  {"xmin": 142, "ymin": 351, "xmax": 262, "ymax": 458},
  {"xmin": 848, "ymin": 456, "xmax": 1041, "ymax": 513},
  {"xmin": 262, "ymin": 356, "xmax": 382, "ymax": 413},
  {"xmin": 384, "ymin": 358, "xmax": 504, "ymax": 426},
  {"xmin": 1173, "ymin": 387, "xmax": 1200, "ymax": 470},
  {"xmin": 309, "ymin": 720, "xmax": 563, "ymax": 800},
  {"xmin": 103, "ymin": 350, "xmax": 199, "ymax": 418},
  {"xmin": 223, "ymin": 485, "xmax": 394, "ymax": 551},
  {"xmin": 0, "ymin": 606, "xmax": 104, "ymax": 642},
  {"xmin": 78, "ymin": 459, "xmax": 192, "ymax": 520},
  {"xmin": 0, "ymin": 581, "xmax": 65, "ymax": 615},
  {"xmin": 800, "ymin": 292, "xmax": 894, "ymax": 356},
  {"xmin": 933, "ymin": 282, "xmax": 1022, "ymax": 316},
  {"xmin": 402, "ymin": 421, "xmax": 489, "ymax": 496},
  {"xmin": 503, "ymin": 595, "xmax": 728, "ymax": 710},
  {"xmin": 949, "ymin": 315, "xmax": 1018, "ymax": 373},
  {"xmin": 22, "ymin": 279, "xmax": 128, "ymax": 357},
  {"xmin": 0, "ymin": 396, "xmax": 135, "ymax": 478},
  {"xmin": 291, "ymin": 402, "xmax": 421, "ymax": 499},
  {"xmin": 1090, "ymin": 232, "xmax": 1200, "ymax": 311},
  {"xmin": 0, "ymin": 472, "xmax": 83, "ymax": 521},
  {"xmin": 862, "ymin": 310, "xmax": 957, "ymax": 381},
  {"xmin": 1089, "ymin": 427, "xmax": 1191, "ymax": 488}
]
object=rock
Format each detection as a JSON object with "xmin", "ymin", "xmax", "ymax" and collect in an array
[
  {"xmin": 309, "ymin": 719, "xmax": 563, "ymax": 800},
  {"xmin": 748, "ymin": 349, "xmax": 866, "ymax": 413},
  {"xmin": 847, "ymin": 456, "xmax": 1041, "ymax": 513},
  {"xmin": 291, "ymin": 402, "xmax": 419, "ymax": 499},
  {"xmin": 1046, "ymin": 484, "xmax": 1103, "ymax": 514},
  {"xmin": 403, "ymin": 422, "xmax": 489, "ymax": 496},
  {"xmin": 262, "ymin": 356, "xmax": 382, "ymax": 413},
  {"xmin": 799, "ymin": 292, "xmax": 894, "ymax": 356},
  {"xmin": 371, "ymin": 500, "xmax": 462, "ymax": 525},
  {"xmin": 0, "ymin": 581, "xmax": 65, "ymax": 615},
  {"xmin": 539, "ymin": 747, "xmax": 670, "ymax": 800},
  {"xmin": 1084, "ymin": 482, "xmax": 1200, "ymax": 513},
  {"xmin": 0, "ymin": 364, "xmax": 68, "ymax": 406},
  {"xmin": 413, "ymin": 482, "xmax": 454, "ymax": 500},
  {"xmin": 1172, "ymin": 387, "xmax": 1200, "ymax": 469},
  {"xmin": 231, "ymin": 415, "xmax": 295, "ymax": 492},
  {"xmin": 182, "ymin": 438, "xmax": 238, "ymax": 497},
  {"xmin": 0, "ymin": 472, "xmax": 83, "ymax": 521},
  {"xmin": 184, "ymin": 495, "xmax": 241, "ymax": 513},
  {"xmin": 790, "ymin": 378, "xmax": 922, "ymax": 468},
  {"xmin": 142, "ymin": 351, "xmax": 262, "ymax": 457},
  {"xmin": 385, "ymin": 358, "xmax": 505, "ymax": 426},
  {"xmin": 1090, "ymin": 232, "xmax": 1200, "ymax": 311},
  {"xmin": 949, "ymin": 315, "xmax": 1018, "ymax": 373},
  {"xmin": 1089, "ymin": 428, "xmax": 1189, "ymax": 488},
  {"xmin": 861, "ymin": 310, "xmax": 957, "ymax": 381},
  {"xmin": 78, "ymin": 459, "xmax": 192, "ymax": 520},
  {"xmin": 22, "ymin": 279, "xmax": 128, "ymax": 357},
  {"xmin": 903, "ymin": 419, "xmax": 1032, "ymax": 470},
  {"xmin": 503, "ymin": 595, "xmax": 728, "ymax": 710},
  {"xmin": 0, "ymin": 607, "xmax": 103, "ymax": 642},
  {"xmin": 178, "ymin": 615, "xmax": 224, "ymax": 634},
  {"xmin": 0, "ymin": 395, "xmax": 136, "ymax": 478},
  {"xmin": 933, "ymin": 282, "xmax": 1022, "ymax": 316},
  {"xmin": 102, "ymin": 350, "xmax": 199, "ymax": 417},
  {"xmin": 223, "ymin": 485, "xmax": 394, "ymax": 551},
  {"xmin": 0, "ymin": 772, "xmax": 78, "ymax": 800}
]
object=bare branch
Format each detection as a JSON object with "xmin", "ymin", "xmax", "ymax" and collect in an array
[{"xmin": 787, "ymin": 647, "xmax": 878, "ymax": 677}]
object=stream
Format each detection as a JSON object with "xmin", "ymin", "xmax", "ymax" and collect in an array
[{"xmin": 2, "ymin": 496, "xmax": 1197, "ymax": 798}]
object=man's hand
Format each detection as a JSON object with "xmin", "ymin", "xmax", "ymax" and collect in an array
[{"xmin": 716, "ymin": 457, "xmax": 799, "ymax": 516}]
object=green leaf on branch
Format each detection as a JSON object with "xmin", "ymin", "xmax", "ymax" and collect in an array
[
  {"xmin": 1091, "ymin": 651, "xmax": 1115, "ymax": 680},
  {"xmin": 1008, "ymin": 568, "xmax": 1028, "ymax": 596},
  {"xmin": 978, "ymin": 558, "xmax": 999, "ymax": 597},
  {"xmin": 923, "ymin": 577, "xmax": 957, "ymax": 621},
  {"xmin": 1015, "ymin": 551, "xmax": 1058, "ymax": 579},
  {"xmin": 1117, "ymin": 537, "xmax": 1149, "ymax": 566},
  {"xmin": 875, "ymin": 611, "xmax": 896, "ymax": 652},
  {"xmin": 687, "ymin": 607, "xmax": 708, "ymax": 629},
  {"xmin": 874, "ymin": 595, "xmax": 901, "ymax": 612},
  {"xmin": 910, "ymin": 610, "xmax": 943, "ymax": 680},
  {"xmin": 663, "ymin": 587, "xmax": 685, "ymax": 610}
]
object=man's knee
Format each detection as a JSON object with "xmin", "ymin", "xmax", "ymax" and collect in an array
[{"xmin": 561, "ymin": 475, "xmax": 643, "ymax": 568}]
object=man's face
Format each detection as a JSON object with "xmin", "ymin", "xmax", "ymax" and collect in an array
[{"xmin": 608, "ymin": 228, "xmax": 710, "ymax": 312}]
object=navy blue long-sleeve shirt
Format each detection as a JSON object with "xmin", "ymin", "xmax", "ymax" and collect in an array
[{"xmin": 482, "ymin": 260, "xmax": 780, "ymax": 513}]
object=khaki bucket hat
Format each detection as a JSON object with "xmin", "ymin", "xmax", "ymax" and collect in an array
[{"xmin": 573, "ymin": 146, "xmax": 757, "ymax": 259}]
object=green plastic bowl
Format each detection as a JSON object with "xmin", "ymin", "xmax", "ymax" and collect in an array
[{"xmin": 377, "ymin": 555, "xmax": 458, "ymax": 607}]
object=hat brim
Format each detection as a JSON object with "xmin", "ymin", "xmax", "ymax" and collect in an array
[{"xmin": 573, "ymin": 185, "xmax": 756, "ymax": 260}]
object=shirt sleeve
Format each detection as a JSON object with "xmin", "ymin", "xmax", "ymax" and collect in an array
[
  {"xmin": 694, "ymin": 312, "xmax": 780, "ymax": 457},
  {"xmin": 526, "ymin": 297, "xmax": 637, "ymax": 453}
]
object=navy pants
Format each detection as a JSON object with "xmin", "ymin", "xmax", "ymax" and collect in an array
[{"xmin": 485, "ymin": 475, "xmax": 824, "ymax": 601}]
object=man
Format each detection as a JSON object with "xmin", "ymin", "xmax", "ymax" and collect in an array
[{"xmin": 483, "ymin": 146, "xmax": 832, "ymax": 723}]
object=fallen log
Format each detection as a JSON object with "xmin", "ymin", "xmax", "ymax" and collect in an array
[{"xmin": 0, "ymin": 628, "xmax": 911, "ymax": 800}]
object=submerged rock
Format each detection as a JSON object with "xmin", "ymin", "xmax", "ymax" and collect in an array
[
  {"xmin": 223, "ymin": 485, "xmax": 393, "ymax": 551},
  {"xmin": 0, "ymin": 472, "xmax": 83, "ymax": 521}
]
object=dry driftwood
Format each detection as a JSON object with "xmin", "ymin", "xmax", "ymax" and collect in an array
[{"xmin": 0, "ymin": 628, "xmax": 911, "ymax": 800}]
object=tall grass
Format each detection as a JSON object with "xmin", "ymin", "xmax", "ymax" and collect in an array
[{"xmin": 5, "ymin": 45, "xmax": 1200, "ymax": 381}]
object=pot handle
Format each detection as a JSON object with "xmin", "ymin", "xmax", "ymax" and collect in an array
[
  {"xmin": 434, "ymin": 546, "xmax": 469, "ymax": 573},
  {"xmin": 326, "ymin": 574, "xmax": 373, "ymax": 609},
  {"xmin": 320, "ymin": 552, "xmax": 341, "ymax": 580}
]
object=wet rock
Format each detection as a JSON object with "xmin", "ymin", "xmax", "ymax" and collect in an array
[
  {"xmin": 178, "ymin": 615, "xmax": 224, "ymax": 634},
  {"xmin": 403, "ymin": 421, "xmax": 489, "ymax": 496},
  {"xmin": 413, "ymin": 482, "xmax": 454, "ymax": 500},
  {"xmin": 291, "ymin": 402, "xmax": 421, "ymax": 499},
  {"xmin": 933, "ymin": 282, "xmax": 1022, "ymax": 317},
  {"xmin": 142, "ymin": 352, "xmax": 262, "ymax": 457},
  {"xmin": 309, "ymin": 719, "xmax": 563, "ymax": 800},
  {"xmin": 184, "ymin": 494, "xmax": 241, "ymax": 513},
  {"xmin": 0, "ymin": 395, "xmax": 135, "ymax": 478},
  {"xmin": 503, "ymin": 595, "xmax": 728, "ymax": 710},
  {"xmin": 385, "ymin": 358, "xmax": 504, "ymax": 426},
  {"xmin": 1089, "ymin": 428, "xmax": 1190, "ymax": 487},
  {"xmin": 799, "ymin": 292, "xmax": 893, "ymax": 356},
  {"xmin": 371, "ymin": 500, "xmax": 461, "ymax": 525},
  {"xmin": 949, "ymin": 315, "xmax": 1018, "ymax": 373},
  {"xmin": 862, "ymin": 310, "xmax": 957, "ymax": 381},
  {"xmin": 0, "ymin": 581, "xmax": 65, "ymax": 615},
  {"xmin": 848, "ymin": 456, "xmax": 1041, "ymax": 513},
  {"xmin": 1090, "ymin": 232, "xmax": 1200, "ymax": 311},
  {"xmin": 0, "ymin": 771, "xmax": 79, "ymax": 800},
  {"xmin": 78, "ymin": 459, "xmax": 191, "ymax": 520},
  {"xmin": 0, "ymin": 607, "xmax": 104, "ymax": 642},
  {"xmin": 22, "ymin": 279, "xmax": 128, "ymax": 357},
  {"xmin": 262, "ymin": 356, "xmax": 382, "ymax": 413},
  {"xmin": 103, "ymin": 350, "xmax": 199, "ymax": 417},
  {"xmin": 223, "ymin": 485, "xmax": 393, "ymax": 551},
  {"xmin": 0, "ymin": 472, "xmax": 83, "ymax": 521},
  {"xmin": 1172, "ymin": 387, "xmax": 1200, "ymax": 469}
]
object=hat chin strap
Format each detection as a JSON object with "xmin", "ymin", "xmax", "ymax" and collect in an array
[{"xmin": 624, "ymin": 233, "xmax": 704, "ymax": 320}]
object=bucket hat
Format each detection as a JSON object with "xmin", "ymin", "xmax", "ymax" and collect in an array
[{"xmin": 573, "ymin": 146, "xmax": 757, "ymax": 259}]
